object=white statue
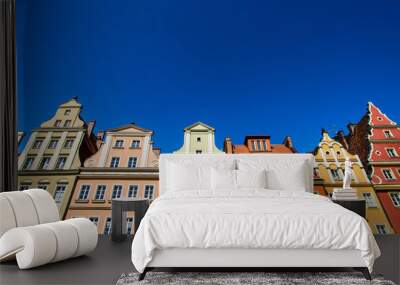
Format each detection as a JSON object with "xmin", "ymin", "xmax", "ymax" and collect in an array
[{"xmin": 343, "ymin": 158, "xmax": 352, "ymax": 189}]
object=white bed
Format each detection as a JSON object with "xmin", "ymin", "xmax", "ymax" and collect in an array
[{"xmin": 131, "ymin": 154, "xmax": 380, "ymax": 280}]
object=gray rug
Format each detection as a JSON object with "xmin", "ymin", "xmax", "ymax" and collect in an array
[{"xmin": 117, "ymin": 272, "xmax": 395, "ymax": 285}]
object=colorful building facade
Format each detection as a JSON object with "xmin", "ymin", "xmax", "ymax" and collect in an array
[
  {"xmin": 17, "ymin": 98, "xmax": 98, "ymax": 219},
  {"xmin": 345, "ymin": 102, "xmax": 400, "ymax": 233},
  {"xmin": 174, "ymin": 122, "xmax": 223, "ymax": 154},
  {"xmin": 66, "ymin": 123, "xmax": 160, "ymax": 234},
  {"xmin": 314, "ymin": 130, "xmax": 393, "ymax": 234},
  {"xmin": 224, "ymin": 135, "xmax": 296, "ymax": 153}
]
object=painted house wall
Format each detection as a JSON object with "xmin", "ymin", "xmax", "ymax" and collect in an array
[{"xmin": 314, "ymin": 131, "xmax": 393, "ymax": 234}]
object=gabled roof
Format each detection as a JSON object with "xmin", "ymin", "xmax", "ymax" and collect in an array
[
  {"xmin": 184, "ymin": 121, "xmax": 215, "ymax": 131},
  {"xmin": 106, "ymin": 123, "xmax": 153, "ymax": 133}
]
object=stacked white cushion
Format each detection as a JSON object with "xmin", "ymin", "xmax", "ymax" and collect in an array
[
  {"xmin": 0, "ymin": 189, "xmax": 98, "ymax": 269},
  {"xmin": 211, "ymin": 168, "xmax": 236, "ymax": 190},
  {"xmin": 236, "ymin": 169, "xmax": 267, "ymax": 189}
]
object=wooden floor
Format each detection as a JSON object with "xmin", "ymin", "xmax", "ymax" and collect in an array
[{"xmin": 0, "ymin": 235, "xmax": 398, "ymax": 285}]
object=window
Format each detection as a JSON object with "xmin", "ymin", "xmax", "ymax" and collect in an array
[
  {"xmin": 111, "ymin": 185, "xmax": 122, "ymax": 199},
  {"xmin": 54, "ymin": 184, "xmax": 67, "ymax": 206},
  {"xmin": 114, "ymin": 140, "xmax": 124, "ymax": 148},
  {"xmin": 22, "ymin": 157, "xmax": 35, "ymax": 170},
  {"xmin": 384, "ymin": 130, "xmax": 393, "ymax": 138},
  {"xmin": 195, "ymin": 150, "xmax": 202, "ymax": 154},
  {"xmin": 362, "ymin": 193, "xmax": 377, "ymax": 208},
  {"xmin": 126, "ymin": 218, "xmax": 134, "ymax": 235},
  {"xmin": 37, "ymin": 183, "xmax": 49, "ymax": 191},
  {"xmin": 257, "ymin": 140, "xmax": 262, "ymax": 151},
  {"xmin": 128, "ymin": 185, "xmax": 138, "ymax": 198},
  {"xmin": 128, "ymin": 157, "xmax": 137, "ymax": 168},
  {"xmin": 382, "ymin": 169, "xmax": 395, "ymax": 181},
  {"xmin": 64, "ymin": 120, "xmax": 71, "ymax": 127},
  {"xmin": 389, "ymin": 192, "xmax": 400, "ymax": 207},
  {"xmin": 19, "ymin": 184, "xmax": 30, "ymax": 191},
  {"xmin": 131, "ymin": 140, "xmax": 140, "ymax": 148},
  {"xmin": 89, "ymin": 217, "xmax": 99, "ymax": 226},
  {"xmin": 79, "ymin": 185, "xmax": 91, "ymax": 200},
  {"xmin": 263, "ymin": 140, "xmax": 268, "ymax": 151},
  {"xmin": 330, "ymin": 169, "xmax": 341, "ymax": 181},
  {"xmin": 386, "ymin": 148, "xmax": 398, "ymax": 158},
  {"xmin": 144, "ymin": 185, "xmax": 154, "ymax": 199},
  {"xmin": 39, "ymin": 157, "xmax": 51, "ymax": 170},
  {"xmin": 376, "ymin": 224, "xmax": 387, "ymax": 234},
  {"xmin": 64, "ymin": 139, "xmax": 74, "ymax": 148},
  {"xmin": 32, "ymin": 139, "xmax": 43, "ymax": 149},
  {"xmin": 197, "ymin": 137, "xmax": 201, "ymax": 142},
  {"xmin": 95, "ymin": 185, "xmax": 106, "ymax": 200},
  {"xmin": 252, "ymin": 141, "xmax": 257, "ymax": 151},
  {"xmin": 55, "ymin": 157, "xmax": 67, "ymax": 169},
  {"xmin": 54, "ymin": 120, "xmax": 61, "ymax": 127},
  {"xmin": 110, "ymin": 157, "xmax": 120, "ymax": 168},
  {"xmin": 377, "ymin": 116, "xmax": 383, "ymax": 121},
  {"xmin": 48, "ymin": 139, "xmax": 58, "ymax": 149},
  {"xmin": 104, "ymin": 217, "xmax": 112, "ymax": 235},
  {"xmin": 64, "ymin": 109, "xmax": 71, "ymax": 115}
]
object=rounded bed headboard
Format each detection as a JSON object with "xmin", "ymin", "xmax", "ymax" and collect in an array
[{"xmin": 159, "ymin": 154, "xmax": 314, "ymax": 195}]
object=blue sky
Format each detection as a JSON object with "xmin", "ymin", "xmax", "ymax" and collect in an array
[{"xmin": 17, "ymin": 0, "xmax": 400, "ymax": 153}]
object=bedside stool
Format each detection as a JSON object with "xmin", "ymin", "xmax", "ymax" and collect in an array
[
  {"xmin": 332, "ymin": 198, "xmax": 366, "ymax": 218},
  {"xmin": 111, "ymin": 198, "xmax": 150, "ymax": 242}
]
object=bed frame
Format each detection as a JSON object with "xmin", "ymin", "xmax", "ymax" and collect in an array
[
  {"xmin": 139, "ymin": 248, "xmax": 371, "ymax": 280},
  {"xmin": 138, "ymin": 154, "xmax": 372, "ymax": 281}
]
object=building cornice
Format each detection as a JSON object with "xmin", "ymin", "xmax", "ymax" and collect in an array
[
  {"xmin": 18, "ymin": 169, "xmax": 80, "ymax": 176},
  {"xmin": 370, "ymin": 161, "xmax": 400, "ymax": 166},
  {"xmin": 370, "ymin": 125, "xmax": 399, "ymax": 129},
  {"xmin": 373, "ymin": 184, "xmax": 400, "ymax": 190},
  {"xmin": 32, "ymin": 127, "xmax": 85, "ymax": 132},
  {"xmin": 370, "ymin": 139, "xmax": 400, "ymax": 143},
  {"xmin": 78, "ymin": 167, "xmax": 159, "ymax": 179},
  {"xmin": 320, "ymin": 182, "xmax": 373, "ymax": 188}
]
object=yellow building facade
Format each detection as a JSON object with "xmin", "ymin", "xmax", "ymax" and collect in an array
[
  {"xmin": 17, "ymin": 98, "xmax": 98, "ymax": 219},
  {"xmin": 314, "ymin": 131, "xmax": 393, "ymax": 234}
]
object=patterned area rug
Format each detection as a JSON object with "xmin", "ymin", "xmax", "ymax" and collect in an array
[{"xmin": 116, "ymin": 272, "xmax": 395, "ymax": 285}]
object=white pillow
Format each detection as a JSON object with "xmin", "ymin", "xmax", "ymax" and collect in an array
[
  {"xmin": 236, "ymin": 169, "xmax": 267, "ymax": 189},
  {"xmin": 211, "ymin": 168, "xmax": 236, "ymax": 190},
  {"xmin": 167, "ymin": 163, "xmax": 211, "ymax": 191},
  {"xmin": 266, "ymin": 164, "xmax": 307, "ymax": 191}
]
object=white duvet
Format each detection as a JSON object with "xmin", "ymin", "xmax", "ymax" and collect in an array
[{"xmin": 131, "ymin": 190, "xmax": 380, "ymax": 273}]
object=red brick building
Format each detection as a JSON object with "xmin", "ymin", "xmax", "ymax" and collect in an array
[
  {"xmin": 345, "ymin": 102, "xmax": 400, "ymax": 233},
  {"xmin": 223, "ymin": 135, "xmax": 296, "ymax": 154}
]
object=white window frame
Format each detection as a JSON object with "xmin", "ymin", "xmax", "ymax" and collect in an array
[
  {"xmin": 362, "ymin": 192, "xmax": 377, "ymax": 208},
  {"xmin": 95, "ymin": 185, "xmax": 106, "ymax": 200},
  {"xmin": 110, "ymin": 157, "xmax": 120, "ymax": 168},
  {"xmin": 64, "ymin": 139, "xmax": 74, "ymax": 148},
  {"xmin": 114, "ymin": 139, "xmax": 124, "ymax": 148},
  {"xmin": 39, "ymin": 156, "xmax": 52, "ymax": 170},
  {"xmin": 54, "ymin": 184, "xmax": 67, "ymax": 206},
  {"xmin": 263, "ymin": 140, "xmax": 268, "ymax": 151},
  {"xmin": 64, "ymin": 109, "xmax": 71, "ymax": 115},
  {"xmin": 386, "ymin": 148, "xmax": 398, "ymax": 158},
  {"xmin": 382, "ymin": 169, "xmax": 395, "ymax": 181},
  {"xmin": 330, "ymin": 169, "xmax": 341, "ymax": 181},
  {"xmin": 32, "ymin": 139, "xmax": 43, "ymax": 149},
  {"xmin": 54, "ymin": 120, "xmax": 62, "ymax": 127},
  {"xmin": 252, "ymin": 140, "xmax": 257, "ymax": 151},
  {"xmin": 126, "ymin": 217, "xmax": 134, "ymax": 235},
  {"xmin": 55, "ymin": 156, "xmax": 67, "ymax": 169},
  {"xmin": 128, "ymin": 157, "xmax": 138, "ymax": 168},
  {"xmin": 111, "ymin": 185, "xmax": 123, "ymax": 199},
  {"xmin": 104, "ymin": 217, "xmax": 112, "ymax": 235},
  {"xmin": 78, "ymin": 185, "xmax": 91, "ymax": 200},
  {"xmin": 22, "ymin": 157, "xmax": 35, "ymax": 170},
  {"xmin": 64, "ymin": 120, "xmax": 71, "ymax": 127},
  {"xmin": 128, "ymin": 185, "xmax": 138, "ymax": 198},
  {"xmin": 19, "ymin": 184, "xmax": 30, "ymax": 191},
  {"xmin": 131, "ymin": 140, "xmax": 140, "ymax": 148},
  {"xmin": 383, "ymin": 130, "xmax": 393, "ymax": 138},
  {"xmin": 37, "ymin": 183, "xmax": 49, "ymax": 191},
  {"xmin": 48, "ymin": 139, "xmax": 58, "ymax": 149},
  {"xmin": 144, "ymin": 185, "xmax": 155, "ymax": 199},
  {"xmin": 389, "ymin": 192, "xmax": 400, "ymax": 207},
  {"xmin": 376, "ymin": 224, "xmax": 387, "ymax": 234}
]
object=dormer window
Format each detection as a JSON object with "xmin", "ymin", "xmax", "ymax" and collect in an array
[
  {"xmin": 263, "ymin": 140, "xmax": 268, "ymax": 151},
  {"xmin": 252, "ymin": 141, "xmax": 257, "ymax": 151},
  {"xmin": 64, "ymin": 109, "xmax": 71, "ymax": 115},
  {"xmin": 115, "ymin": 140, "xmax": 124, "ymax": 148},
  {"xmin": 54, "ymin": 120, "xmax": 61, "ymax": 127},
  {"xmin": 257, "ymin": 140, "xmax": 262, "ymax": 151}
]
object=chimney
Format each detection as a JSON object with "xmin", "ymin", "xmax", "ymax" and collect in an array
[
  {"xmin": 224, "ymin": 137, "xmax": 233, "ymax": 153},
  {"xmin": 87, "ymin": 121, "xmax": 96, "ymax": 136}
]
